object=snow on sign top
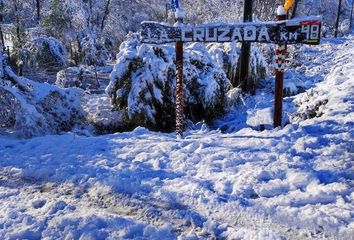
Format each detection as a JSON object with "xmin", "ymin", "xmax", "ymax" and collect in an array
[{"xmin": 140, "ymin": 16, "xmax": 322, "ymax": 45}]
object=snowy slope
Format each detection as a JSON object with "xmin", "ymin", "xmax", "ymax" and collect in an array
[{"xmin": 0, "ymin": 36, "xmax": 353, "ymax": 239}]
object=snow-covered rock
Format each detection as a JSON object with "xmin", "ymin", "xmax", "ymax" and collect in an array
[
  {"xmin": 82, "ymin": 94, "xmax": 126, "ymax": 134},
  {"xmin": 56, "ymin": 67, "xmax": 100, "ymax": 90},
  {"xmin": 246, "ymin": 107, "xmax": 273, "ymax": 129}
]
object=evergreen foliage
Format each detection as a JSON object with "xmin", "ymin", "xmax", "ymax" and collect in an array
[{"xmin": 106, "ymin": 34, "xmax": 268, "ymax": 132}]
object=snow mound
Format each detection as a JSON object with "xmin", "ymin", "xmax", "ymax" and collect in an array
[
  {"xmin": 292, "ymin": 38, "xmax": 354, "ymax": 123},
  {"xmin": 0, "ymin": 53, "xmax": 85, "ymax": 138},
  {"xmin": 82, "ymin": 94, "xmax": 126, "ymax": 134}
]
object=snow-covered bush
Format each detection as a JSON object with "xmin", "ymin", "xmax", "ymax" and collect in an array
[
  {"xmin": 31, "ymin": 37, "xmax": 67, "ymax": 67},
  {"xmin": 106, "ymin": 34, "xmax": 232, "ymax": 131},
  {"xmin": 226, "ymin": 87, "xmax": 243, "ymax": 108},
  {"xmin": 339, "ymin": 19, "xmax": 351, "ymax": 36},
  {"xmin": 291, "ymin": 89, "xmax": 329, "ymax": 122},
  {"xmin": 81, "ymin": 34, "xmax": 109, "ymax": 66},
  {"xmin": 56, "ymin": 67, "xmax": 100, "ymax": 90},
  {"xmin": 208, "ymin": 43, "xmax": 267, "ymax": 89},
  {"xmin": 0, "ymin": 52, "xmax": 85, "ymax": 138}
]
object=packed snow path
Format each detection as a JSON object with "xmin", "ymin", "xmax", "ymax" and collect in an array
[{"xmin": 1, "ymin": 36, "xmax": 354, "ymax": 239}]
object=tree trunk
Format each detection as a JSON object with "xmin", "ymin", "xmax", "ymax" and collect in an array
[
  {"xmin": 89, "ymin": 0, "xmax": 93, "ymax": 31},
  {"xmin": 69, "ymin": 41, "xmax": 73, "ymax": 60},
  {"xmin": 350, "ymin": 0, "xmax": 354, "ymax": 31},
  {"xmin": 0, "ymin": 1, "xmax": 5, "ymax": 52},
  {"xmin": 239, "ymin": 0, "xmax": 253, "ymax": 93},
  {"xmin": 36, "ymin": 0, "xmax": 41, "ymax": 24},
  {"xmin": 100, "ymin": 0, "xmax": 111, "ymax": 31},
  {"xmin": 334, "ymin": 0, "xmax": 343, "ymax": 37},
  {"xmin": 14, "ymin": 0, "xmax": 22, "ymax": 49},
  {"xmin": 291, "ymin": 0, "xmax": 299, "ymax": 19},
  {"xmin": 0, "ymin": 28, "xmax": 5, "ymax": 53},
  {"xmin": 94, "ymin": 64, "xmax": 99, "ymax": 89},
  {"xmin": 76, "ymin": 37, "xmax": 82, "ymax": 64}
]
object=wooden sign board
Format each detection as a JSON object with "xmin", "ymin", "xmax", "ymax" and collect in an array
[{"xmin": 140, "ymin": 16, "xmax": 321, "ymax": 45}]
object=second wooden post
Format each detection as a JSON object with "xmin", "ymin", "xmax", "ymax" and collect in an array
[{"xmin": 273, "ymin": 6, "xmax": 287, "ymax": 128}]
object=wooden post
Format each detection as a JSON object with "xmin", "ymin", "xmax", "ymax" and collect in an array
[
  {"xmin": 239, "ymin": 0, "xmax": 253, "ymax": 92},
  {"xmin": 334, "ymin": 0, "xmax": 343, "ymax": 37},
  {"xmin": 274, "ymin": 6, "xmax": 287, "ymax": 128},
  {"xmin": 175, "ymin": 6, "xmax": 184, "ymax": 137},
  {"xmin": 175, "ymin": 41, "xmax": 184, "ymax": 137}
]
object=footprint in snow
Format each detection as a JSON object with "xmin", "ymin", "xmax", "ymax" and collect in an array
[
  {"xmin": 179, "ymin": 142, "xmax": 203, "ymax": 153},
  {"xmin": 49, "ymin": 200, "xmax": 67, "ymax": 214},
  {"xmin": 32, "ymin": 199, "xmax": 47, "ymax": 209}
]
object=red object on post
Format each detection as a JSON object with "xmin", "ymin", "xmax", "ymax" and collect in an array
[{"xmin": 273, "ymin": 7, "xmax": 287, "ymax": 128}]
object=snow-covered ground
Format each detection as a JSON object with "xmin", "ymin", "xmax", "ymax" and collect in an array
[{"xmin": 1, "ymin": 36, "xmax": 353, "ymax": 239}]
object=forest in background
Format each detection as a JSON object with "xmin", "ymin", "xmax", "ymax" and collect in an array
[{"xmin": 0, "ymin": 0, "xmax": 353, "ymax": 70}]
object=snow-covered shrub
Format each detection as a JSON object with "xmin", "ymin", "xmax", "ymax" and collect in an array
[
  {"xmin": 56, "ymin": 67, "xmax": 100, "ymax": 90},
  {"xmin": 31, "ymin": 37, "xmax": 67, "ymax": 67},
  {"xmin": 339, "ymin": 19, "xmax": 351, "ymax": 36},
  {"xmin": 208, "ymin": 42, "xmax": 267, "ymax": 89},
  {"xmin": 250, "ymin": 46, "xmax": 268, "ymax": 84},
  {"xmin": 226, "ymin": 87, "xmax": 243, "ymax": 108},
  {"xmin": 81, "ymin": 34, "xmax": 109, "ymax": 66},
  {"xmin": 106, "ymin": 34, "xmax": 232, "ymax": 131},
  {"xmin": 291, "ymin": 89, "xmax": 329, "ymax": 122},
  {"xmin": 0, "ymin": 52, "xmax": 85, "ymax": 138}
]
